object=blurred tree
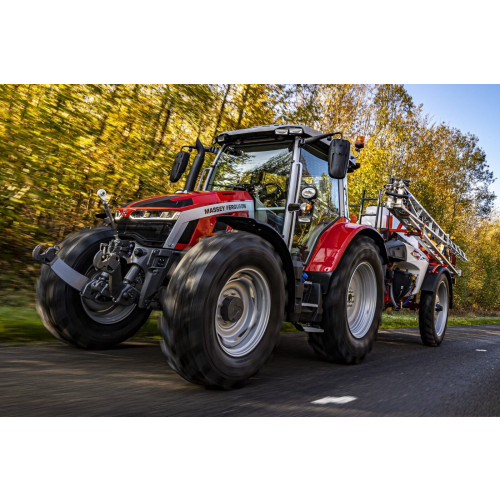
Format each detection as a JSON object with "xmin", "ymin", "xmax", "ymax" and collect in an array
[{"xmin": 0, "ymin": 84, "xmax": 497, "ymax": 310}]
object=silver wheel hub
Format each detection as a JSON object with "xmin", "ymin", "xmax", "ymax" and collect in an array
[
  {"xmin": 346, "ymin": 262, "xmax": 377, "ymax": 339},
  {"xmin": 215, "ymin": 267, "xmax": 271, "ymax": 357},
  {"xmin": 434, "ymin": 281, "xmax": 448, "ymax": 337}
]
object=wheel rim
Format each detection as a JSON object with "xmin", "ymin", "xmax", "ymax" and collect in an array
[
  {"xmin": 435, "ymin": 280, "xmax": 448, "ymax": 337},
  {"xmin": 346, "ymin": 262, "xmax": 377, "ymax": 339},
  {"xmin": 215, "ymin": 267, "xmax": 271, "ymax": 357},
  {"xmin": 81, "ymin": 267, "xmax": 137, "ymax": 325}
]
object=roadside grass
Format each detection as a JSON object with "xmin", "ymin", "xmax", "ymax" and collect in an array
[
  {"xmin": 0, "ymin": 307, "xmax": 162, "ymax": 344},
  {"xmin": 380, "ymin": 311, "xmax": 500, "ymax": 329},
  {"xmin": 0, "ymin": 307, "xmax": 55, "ymax": 343},
  {"xmin": 1, "ymin": 306, "xmax": 500, "ymax": 344}
]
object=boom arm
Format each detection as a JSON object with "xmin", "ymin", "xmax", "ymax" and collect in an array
[{"xmin": 384, "ymin": 178, "xmax": 467, "ymax": 274}]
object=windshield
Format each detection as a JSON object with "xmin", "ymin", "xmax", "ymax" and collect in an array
[{"xmin": 208, "ymin": 142, "xmax": 293, "ymax": 234}]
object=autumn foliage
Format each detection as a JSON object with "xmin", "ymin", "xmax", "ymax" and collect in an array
[{"xmin": 0, "ymin": 84, "xmax": 498, "ymax": 310}]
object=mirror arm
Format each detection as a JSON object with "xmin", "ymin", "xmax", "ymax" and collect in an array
[
  {"xmin": 183, "ymin": 145, "xmax": 219, "ymax": 155},
  {"xmin": 184, "ymin": 138, "xmax": 206, "ymax": 192}
]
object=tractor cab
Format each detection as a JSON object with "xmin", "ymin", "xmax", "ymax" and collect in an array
[{"xmin": 188, "ymin": 124, "xmax": 361, "ymax": 262}]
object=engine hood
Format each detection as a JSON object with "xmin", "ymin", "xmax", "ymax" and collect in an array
[{"xmin": 117, "ymin": 191, "xmax": 253, "ymax": 218}]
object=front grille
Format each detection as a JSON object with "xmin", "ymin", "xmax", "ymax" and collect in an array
[{"xmin": 117, "ymin": 219, "xmax": 175, "ymax": 248}]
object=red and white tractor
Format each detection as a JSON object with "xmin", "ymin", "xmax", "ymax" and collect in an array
[{"xmin": 33, "ymin": 124, "xmax": 467, "ymax": 388}]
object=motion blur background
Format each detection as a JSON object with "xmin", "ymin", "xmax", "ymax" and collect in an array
[{"xmin": 1, "ymin": 84, "xmax": 499, "ymax": 312}]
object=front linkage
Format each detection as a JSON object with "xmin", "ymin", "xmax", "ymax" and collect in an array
[{"xmin": 33, "ymin": 189, "xmax": 170, "ymax": 311}]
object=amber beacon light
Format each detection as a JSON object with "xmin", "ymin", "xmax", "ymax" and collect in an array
[{"xmin": 355, "ymin": 136, "xmax": 365, "ymax": 150}]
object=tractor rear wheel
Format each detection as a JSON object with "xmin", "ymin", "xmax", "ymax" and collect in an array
[
  {"xmin": 159, "ymin": 232, "xmax": 285, "ymax": 389},
  {"xmin": 309, "ymin": 236, "xmax": 384, "ymax": 364},
  {"xmin": 419, "ymin": 274, "xmax": 449, "ymax": 346}
]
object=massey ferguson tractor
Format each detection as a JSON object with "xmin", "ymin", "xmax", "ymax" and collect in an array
[{"xmin": 33, "ymin": 124, "xmax": 467, "ymax": 388}]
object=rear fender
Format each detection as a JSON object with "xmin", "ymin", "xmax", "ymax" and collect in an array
[
  {"xmin": 305, "ymin": 221, "xmax": 388, "ymax": 274},
  {"xmin": 217, "ymin": 216, "xmax": 296, "ymax": 313}
]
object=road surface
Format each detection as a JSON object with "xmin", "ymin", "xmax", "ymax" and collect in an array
[{"xmin": 1, "ymin": 324, "xmax": 500, "ymax": 416}]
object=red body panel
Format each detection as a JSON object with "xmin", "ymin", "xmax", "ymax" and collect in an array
[
  {"xmin": 305, "ymin": 220, "xmax": 383, "ymax": 273},
  {"xmin": 117, "ymin": 192, "xmax": 382, "ymax": 270}
]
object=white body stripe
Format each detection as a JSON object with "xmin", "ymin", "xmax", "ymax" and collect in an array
[{"xmin": 163, "ymin": 201, "xmax": 255, "ymax": 248}]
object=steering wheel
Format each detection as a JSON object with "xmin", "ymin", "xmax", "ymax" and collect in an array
[{"xmin": 260, "ymin": 183, "xmax": 284, "ymax": 204}]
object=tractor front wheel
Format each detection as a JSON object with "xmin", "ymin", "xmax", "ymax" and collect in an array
[
  {"xmin": 159, "ymin": 232, "xmax": 286, "ymax": 389},
  {"xmin": 36, "ymin": 226, "xmax": 151, "ymax": 349}
]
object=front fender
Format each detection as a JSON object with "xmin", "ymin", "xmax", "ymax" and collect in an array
[
  {"xmin": 217, "ymin": 216, "xmax": 296, "ymax": 314},
  {"xmin": 420, "ymin": 266, "xmax": 454, "ymax": 309},
  {"xmin": 305, "ymin": 221, "xmax": 387, "ymax": 274}
]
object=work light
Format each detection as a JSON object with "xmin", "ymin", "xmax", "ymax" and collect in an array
[{"xmin": 130, "ymin": 211, "xmax": 181, "ymax": 221}]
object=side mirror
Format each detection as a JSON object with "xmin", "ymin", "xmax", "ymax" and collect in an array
[
  {"xmin": 170, "ymin": 151, "xmax": 191, "ymax": 183},
  {"xmin": 328, "ymin": 139, "xmax": 351, "ymax": 179}
]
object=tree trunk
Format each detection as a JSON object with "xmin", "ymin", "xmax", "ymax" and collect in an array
[
  {"xmin": 236, "ymin": 84, "xmax": 251, "ymax": 129},
  {"xmin": 151, "ymin": 108, "xmax": 172, "ymax": 159},
  {"xmin": 213, "ymin": 84, "xmax": 231, "ymax": 138}
]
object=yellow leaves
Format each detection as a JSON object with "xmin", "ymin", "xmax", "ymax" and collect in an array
[{"xmin": 0, "ymin": 83, "xmax": 497, "ymax": 310}]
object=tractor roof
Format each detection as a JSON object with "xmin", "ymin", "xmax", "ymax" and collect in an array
[{"xmin": 215, "ymin": 124, "xmax": 331, "ymax": 152}]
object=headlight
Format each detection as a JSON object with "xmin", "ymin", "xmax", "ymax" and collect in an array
[
  {"xmin": 302, "ymin": 187, "xmax": 318, "ymax": 200},
  {"xmin": 115, "ymin": 211, "xmax": 123, "ymax": 220},
  {"xmin": 130, "ymin": 211, "xmax": 181, "ymax": 221}
]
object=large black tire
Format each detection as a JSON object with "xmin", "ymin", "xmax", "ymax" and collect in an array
[
  {"xmin": 159, "ymin": 232, "xmax": 286, "ymax": 389},
  {"xmin": 419, "ymin": 273, "xmax": 449, "ymax": 346},
  {"xmin": 309, "ymin": 236, "xmax": 384, "ymax": 364},
  {"xmin": 36, "ymin": 226, "xmax": 151, "ymax": 349}
]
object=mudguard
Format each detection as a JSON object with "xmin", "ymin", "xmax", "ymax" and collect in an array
[
  {"xmin": 304, "ymin": 220, "xmax": 388, "ymax": 274},
  {"xmin": 421, "ymin": 266, "xmax": 454, "ymax": 309}
]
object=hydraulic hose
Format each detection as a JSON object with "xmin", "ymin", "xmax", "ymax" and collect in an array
[{"xmin": 389, "ymin": 282, "xmax": 399, "ymax": 310}]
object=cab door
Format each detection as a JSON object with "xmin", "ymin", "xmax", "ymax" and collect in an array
[{"xmin": 291, "ymin": 144, "xmax": 342, "ymax": 262}]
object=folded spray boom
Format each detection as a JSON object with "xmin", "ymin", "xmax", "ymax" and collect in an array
[{"xmin": 356, "ymin": 178, "xmax": 467, "ymax": 276}]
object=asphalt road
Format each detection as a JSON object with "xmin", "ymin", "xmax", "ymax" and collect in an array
[{"xmin": 2, "ymin": 324, "xmax": 500, "ymax": 416}]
